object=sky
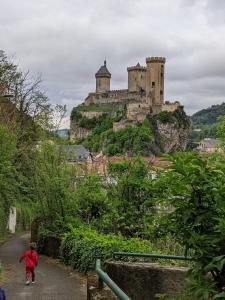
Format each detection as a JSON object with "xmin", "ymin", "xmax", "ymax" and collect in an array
[{"xmin": 1, "ymin": 0, "xmax": 225, "ymax": 128}]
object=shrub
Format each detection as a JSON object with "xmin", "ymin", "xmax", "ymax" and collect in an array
[
  {"xmin": 157, "ymin": 111, "xmax": 174, "ymax": 123},
  {"xmin": 60, "ymin": 226, "xmax": 152, "ymax": 273}
]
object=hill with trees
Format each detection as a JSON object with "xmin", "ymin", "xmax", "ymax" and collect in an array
[{"xmin": 191, "ymin": 102, "xmax": 225, "ymax": 142}]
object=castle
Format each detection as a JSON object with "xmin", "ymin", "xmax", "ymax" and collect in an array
[{"xmin": 84, "ymin": 57, "xmax": 180, "ymax": 122}]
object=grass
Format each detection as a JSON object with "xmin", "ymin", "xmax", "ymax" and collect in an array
[{"xmin": 75, "ymin": 103, "xmax": 123, "ymax": 113}]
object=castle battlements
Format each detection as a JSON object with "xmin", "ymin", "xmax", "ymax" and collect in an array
[
  {"xmin": 127, "ymin": 63, "xmax": 146, "ymax": 72},
  {"xmin": 84, "ymin": 56, "xmax": 179, "ymax": 115},
  {"xmin": 146, "ymin": 57, "xmax": 166, "ymax": 63}
]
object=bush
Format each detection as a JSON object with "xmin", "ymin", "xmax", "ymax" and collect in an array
[
  {"xmin": 60, "ymin": 226, "xmax": 152, "ymax": 273},
  {"xmin": 157, "ymin": 111, "xmax": 174, "ymax": 123}
]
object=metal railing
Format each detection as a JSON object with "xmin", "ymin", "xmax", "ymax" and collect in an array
[
  {"xmin": 95, "ymin": 259, "xmax": 131, "ymax": 300},
  {"xmin": 113, "ymin": 252, "xmax": 193, "ymax": 261},
  {"xmin": 95, "ymin": 253, "xmax": 192, "ymax": 299}
]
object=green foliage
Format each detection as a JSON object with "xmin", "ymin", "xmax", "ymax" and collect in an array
[
  {"xmin": 0, "ymin": 125, "xmax": 17, "ymax": 237},
  {"xmin": 191, "ymin": 124, "xmax": 217, "ymax": 143},
  {"xmin": 72, "ymin": 103, "xmax": 119, "ymax": 114},
  {"xmin": 192, "ymin": 103, "xmax": 225, "ymax": 126},
  {"xmin": 191, "ymin": 102, "xmax": 225, "ymax": 142},
  {"xmin": 30, "ymin": 142, "xmax": 79, "ymax": 232},
  {"xmin": 157, "ymin": 152, "xmax": 225, "ymax": 298},
  {"xmin": 79, "ymin": 106, "xmax": 190, "ymax": 156},
  {"xmin": 60, "ymin": 226, "xmax": 152, "ymax": 273},
  {"xmin": 217, "ymin": 115, "xmax": 225, "ymax": 142},
  {"xmin": 84, "ymin": 119, "xmax": 153, "ymax": 156},
  {"xmin": 106, "ymin": 157, "xmax": 156, "ymax": 237},
  {"xmin": 74, "ymin": 175, "xmax": 109, "ymax": 226},
  {"xmin": 157, "ymin": 111, "xmax": 174, "ymax": 123}
]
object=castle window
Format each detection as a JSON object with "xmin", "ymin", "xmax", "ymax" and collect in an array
[
  {"xmin": 152, "ymin": 82, "xmax": 155, "ymax": 87},
  {"xmin": 160, "ymin": 90, "xmax": 163, "ymax": 95}
]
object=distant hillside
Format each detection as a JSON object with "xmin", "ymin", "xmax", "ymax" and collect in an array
[
  {"xmin": 190, "ymin": 102, "xmax": 225, "ymax": 142},
  {"xmin": 191, "ymin": 102, "xmax": 225, "ymax": 126}
]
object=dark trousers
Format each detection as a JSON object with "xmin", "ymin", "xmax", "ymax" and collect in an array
[{"xmin": 25, "ymin": 267, "xmax": 35, "ymax": 282}]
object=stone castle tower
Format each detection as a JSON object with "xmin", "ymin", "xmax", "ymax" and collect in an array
[
  {"xmin": 85, "ymin": 56, "xmax": 179, "ymax": 117},
  {"xmin": 95, "ymin": 60, "xmax": 111, "ymax": 93},
  {"xmin": 146, "ymin": 57, "xmax": 165, "ymax": 106}
]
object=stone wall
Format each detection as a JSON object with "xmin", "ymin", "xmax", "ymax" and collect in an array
[
  {"xmin": 85, "ymin": 91, "xmax": 144, "ymax": 106},
  {"xmin": 70, "ymin": 122, "xmax": 92, "ymax": 140},
  {"xmin": 87, "ymin": 262, "xmax": 188, "ymax": 300},
  {"xmin": 80, "ymin": 111, "xmax": 104, "ymax": 119},
  {"xmin": 105, "ymin": 262, "xmax": 188, "ymax": 300},
  {"xmin": 127, "ymin": 103, "xmax": 150, "ymax": 122},
  {"xmin": 162, "ymin": 103, "xmax": 179, "ymax": 112},
  {"xmin": 113, "ymin": 120, "xmax": 136, "ymax": 132}
]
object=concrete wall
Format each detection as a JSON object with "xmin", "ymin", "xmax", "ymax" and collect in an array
[
  {"xmin": 105, "ymin": 262, "xmax": 188, "ymax": 300},
  {"xmin": 8, "ymin": 207, "xmax": 16, "ymax": 233}
]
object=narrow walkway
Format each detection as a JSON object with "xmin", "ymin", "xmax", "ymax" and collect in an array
[{"xmin": 0, "ymin": 234, "xmax": 86, "ymax": 300}]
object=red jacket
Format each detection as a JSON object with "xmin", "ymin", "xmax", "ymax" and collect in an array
[{"xmin": 19, "ymin": 250, "xmax": 38, "ymax": 269}]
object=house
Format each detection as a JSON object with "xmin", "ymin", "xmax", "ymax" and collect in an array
[
  {"xmin": 197, "ymin": 138, "xmax": 223, "ymax": 153},
  {"xmin": 57, "ymin": 145, "xmax": 91, "ymax": 162}
]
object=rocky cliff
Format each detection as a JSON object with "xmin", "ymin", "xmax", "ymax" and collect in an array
[
  {"xmin": 157, "ymin": 121, "xmax": 190, "ymax": 153},
  {"xmin": 70, "ymin": 104, "xmax": 191, "ymax": 156}
]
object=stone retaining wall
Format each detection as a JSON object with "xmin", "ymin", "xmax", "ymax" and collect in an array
[{"xmin": 88, "ymin": 261, "xmax": 188, "ymax": 300}]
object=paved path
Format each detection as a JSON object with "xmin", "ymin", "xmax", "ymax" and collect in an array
[{"xmin": 0, "ymin": 234, "xmax": 86, "ymax": 300}]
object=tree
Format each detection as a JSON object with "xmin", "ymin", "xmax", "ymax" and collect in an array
[
  {"xmin": 107, "ymin": 157, "xmax": 155, "ymax": 237},
  {"xmin": 0, "ymin": 125, "xmax": 17, "ymax": 236},
  {"xmin": 0, "ymin": 51, "xmax": 66, "ymax": 162},
  {"xmin": 217, "ymin": 115, "xmax": 225, "ymax": 142},
  {"xmin": 157, "ymin": 152, "xmax": 225, "ymax": 299}
]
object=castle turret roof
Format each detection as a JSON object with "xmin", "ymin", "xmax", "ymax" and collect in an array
[{"xmin": 95, "ymin": 60, "xmax": 111, "ymax": 77}]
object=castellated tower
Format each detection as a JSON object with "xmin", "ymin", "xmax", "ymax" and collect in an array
[
  {"xmin": 127, "ymin": 63, "xmax": 146, "ymax": 93},
  {"xmin": 146, "ymin": 57, "xmax": 166, "ymax": 106},
  {"xmin": 95, "ymin": 60, "xmax": 111, "ymax": 93}
]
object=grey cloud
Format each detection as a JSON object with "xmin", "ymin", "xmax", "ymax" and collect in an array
[{"xmin": 1, "ymin": 0, "xmax": 225, "ymax": 124}]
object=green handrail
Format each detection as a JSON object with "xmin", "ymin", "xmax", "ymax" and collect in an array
[
  {"xmin": 113, "ymin": 252, "xmax": 193, "ymax": 261},
  {"xmin": 96, "ymin": 259, "xmax": 131, "ymax": 300}
]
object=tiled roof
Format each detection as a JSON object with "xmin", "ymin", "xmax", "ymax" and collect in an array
[{"xmin": 56, "ymin": 145, "xmax": 90, "ymax": 161}]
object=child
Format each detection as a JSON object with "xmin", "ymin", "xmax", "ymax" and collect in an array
[
  {"xmin": 19, "ymin": 242, "xmax": 38, "ymax": 285},
  {"xmin": 0, "ymin": 287, "xmax": 6, "ymax": 300}
]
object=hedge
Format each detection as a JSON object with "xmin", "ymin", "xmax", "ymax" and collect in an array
[{"xmin": 60, "ymin": 226, "xmax": 154, "ymax": 273}]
